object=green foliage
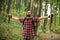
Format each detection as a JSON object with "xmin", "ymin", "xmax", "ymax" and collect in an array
[
  {"xmin": 0, "ymin": 0, "xmax": 60, "ymax": 40},
  {"xmin": 0, "ymin": 19, "xmax": 23, "ymax": 40},
  {"xmin": 0, "ymin": 11, "xmax": 7, "ymax": 24},
  {"xmin": 10, "ymin": 2, "xmax": 26, "ymax": 17}
]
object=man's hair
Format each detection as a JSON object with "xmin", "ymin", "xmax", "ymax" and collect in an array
[
  {"xmin": 26, "ymin": 11, "xmax": 31, "ymax": 17},
  {"xmin": 27, "ymin": 11, "xmax": 31, "ymax": 13}
]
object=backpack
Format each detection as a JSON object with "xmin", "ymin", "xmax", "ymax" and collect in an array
[{"xmin": 23, "ymin": 18, "xmax": 35, "ymax": 29}]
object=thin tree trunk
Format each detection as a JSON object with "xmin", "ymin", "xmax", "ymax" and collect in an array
[
  {"xmin": 42, "ymin": 0, "xmax": 48, "ymax": 33},
  {"xmin": 35, "ymin": 0, "xmax": 42, "ymax": 33},
  {"xmin": 7, "ymin": 0, "xmax": 11, "ymax": 13},
  {"xmin": 49, "ymin": 2, "xmax": 54, "ymax": 32},
  {"xmin": 0, "ymin": 0, "xmax": 5, "ymax": 11},
  {"xmin": 25, "ymin": 0, "xmax": 31, "ymax": 11},
  {"xmin": 7, "ymin": 0, "xmax": 11, "ymax": 23},
  {"xmin": 37, "ymin": 0, "xmax": 42, "ymax": 17},
  {"xmin": 33, "ymin": 0, "xmax": 42, "ymax": 35},
  {"xmin": 16, "ymin": 0, "xmax": 20, "ymax": 12},
  {"xmin": 59, "ymin": 8, "xmax": 60, "ymax": 25},
  {"xmin": 0, "ymin": 0, "xmax": 6, "ymax": 23},
  {"xmin": 33, "ymin": 0, "xmax": 38, "ymax": 17}
]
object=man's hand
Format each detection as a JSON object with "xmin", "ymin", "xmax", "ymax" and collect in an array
[
  {"xmin": 48, "ymin": 14, "xmax": 53, "ymax": 18},
  {"xmin": 8, "ymin": 14, "xmax": 12, "ymax": 18},
  {"xmin": 8, "ymin": 14, "xmax": 12, "ymax": 23},
  {"xmin": 8, "ymin": 14, "xmax": 19, "ymax": 21},
  {"xmin": 38, "ymin": 14, "xmax": 53, "ymax": 20}
]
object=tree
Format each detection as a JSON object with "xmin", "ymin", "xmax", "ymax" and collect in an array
[
  {"xmin": 42, "ymin": 0, "xmax": 48, "ymax": 33},
  {"xmin": 7, "ymin": 0, "xmax": 11, "ymax": 23},
  {"xmin": 0, "ymin": 0, "xmax": 7, "ymax": 23},
  {"xmin": 32, "ymin": 0, "xmax": 42, "ymax": 34},
  {"xmin": 57, "ymin": 0, "xmax": 60, "ymax": 25},
  {"xmin": 32, "ymin": 0, "xmax": 38, "ymax": 17}
]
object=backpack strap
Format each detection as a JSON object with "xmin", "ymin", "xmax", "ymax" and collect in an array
[
  {"xmin": 23, "ymin": 18, "xmax": 35, "ymax": 30},
  {"xmin": 23, "ymin": 18, "xmax": 34, "ymax": 26},
  {"xmin": 23, "ymin": 18, "xmax": 26, "ymax": 25}
]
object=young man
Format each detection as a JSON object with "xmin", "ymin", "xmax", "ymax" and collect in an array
[{"xmin": 9, "ymin": 11, "xmax": 50, "ymax": 40}]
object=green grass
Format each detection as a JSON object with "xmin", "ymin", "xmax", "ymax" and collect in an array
[{"xmin": 0, "ymin": 19, "xmax": 23, "ymax": 40}]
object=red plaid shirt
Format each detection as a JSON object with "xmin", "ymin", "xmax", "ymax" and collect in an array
[{"xmin": 19, "ymin": 18, "xmax": 39, "ymax": 39}]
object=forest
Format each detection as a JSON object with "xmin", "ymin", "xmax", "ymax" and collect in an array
[{"xmin": 0, "ymin": 0, "xmax": 60, "ymax": 40}]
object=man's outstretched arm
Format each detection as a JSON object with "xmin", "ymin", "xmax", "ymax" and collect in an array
[
  {"xmin": 8, "ymin": 14, "xmax": 19, "ymax": 21},
  {"xmin": 38, "ymin": 16, "xmax": 50, "ymax": 20},
  {"xmin": 12, "ymin": 16, "xmax": 19, "ymax": 20},
  {"xmin": 8, "ymin": 14, "xmax": 24, "ymax": 22}
]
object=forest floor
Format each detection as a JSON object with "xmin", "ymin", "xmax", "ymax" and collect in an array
[
  {"xmin": 0, "ymin": 26, "xmax": 60, "ymax": 40},
  {"xmin": 35, "ymin": 33, "xmax": 60, "ymax": 40}
]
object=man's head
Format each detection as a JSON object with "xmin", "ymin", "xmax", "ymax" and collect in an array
[{"xmin": 26, "ymin": 11, "xmax": 31, "ymax": 17}]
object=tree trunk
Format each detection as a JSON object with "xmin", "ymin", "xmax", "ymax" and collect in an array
[
  {"xmin": 7, "ymin": 0, "xmax": 11, "ymax": 13},
  {"xmin": 49, "ymin": 2, "xmax": 54, "ymax": 32},
  {"xmin": 16, "ymin": 0, "xmax": 21, "ymax": 12},
  {"xmin": 7, "ymin": 0, "xmax": 11, "ymax": 23},
  {"xmin": 35, "ymin": 0, "xmax": 42, "ymax": 34},
  {"xmin": 33, "ymin": 0, "xmax": 38, "ymax": 17},
  {"xmin": 37, "ymin": 0, "xmax": 42, "ymax": 17},
  {"xmin": 0, "ymin": 0, "xmax": 5, "ymax": 11},
  {"xmin": 32, "ymin": 0, "xmax": 42, "ymax": 35},
  {"xmin": 59, "ymin": 8, "xmax": 60, "ymax": 25},
  {"xmin": 25, "ymin": 0, "xmax": 31, "ymax": 11},
  {"xmin": 0, "ymin": 0, "xmax": 6, "ymax": 23},
  {"xmin": 42, "ymin": 0, "xmax": 48, "ymax": 33}
]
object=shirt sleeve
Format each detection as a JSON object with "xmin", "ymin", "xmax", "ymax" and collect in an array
[
  {"xmin": 19, "ymin": 18, "xmax": 24, "ymax": 23},
  {"xmin": 33, "ymin": 18, "xmax": 40, "ymax": 22}
]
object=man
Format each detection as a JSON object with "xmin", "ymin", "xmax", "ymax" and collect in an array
[{"xmin": 9, "ymin": 11, "xmax": 50, "ymax": 40}]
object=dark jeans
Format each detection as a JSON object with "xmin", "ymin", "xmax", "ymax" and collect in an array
[
  {"xmin": 24, "ymin": 38, "xmax": 33, "ymax": 40},
  {"xmin": 24, "ymin": 38, "xmax": 30, "ymax": 40}
]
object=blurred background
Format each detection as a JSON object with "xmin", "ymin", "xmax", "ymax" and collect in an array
[{"xmin": 0, "ymin": 0, "xmax": 60, "ymax": 40}]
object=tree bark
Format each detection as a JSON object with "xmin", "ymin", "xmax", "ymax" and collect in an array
[
  {"xmin": 32, "ymin": 0, "xmax": 42, "ymax": 34},
  {"xmin": 33, "ymin": 0, "xmax": 38, "ymax": 17},
  {"xmin": 7, "ymin": 0, "xmax": 11, "ymax": 23},
  {"xmin": 42, "ymin": 0, "xmax": 48, "ymax": 33},
  {"xmin": 7, "ymin": 0, "xmax": 11, "ymax": 13},
  {"xmin": 25, "ymin": 0, "xmax": 31, "ymax": 11},
  {"xmin": 0, "ymin": 0, "xmax": 5, "ymax": 11}
]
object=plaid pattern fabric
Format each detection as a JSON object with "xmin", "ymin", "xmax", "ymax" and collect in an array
[{"xmin": 19, "ymin": 18, "xmax": 39, "ymax": 39}]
